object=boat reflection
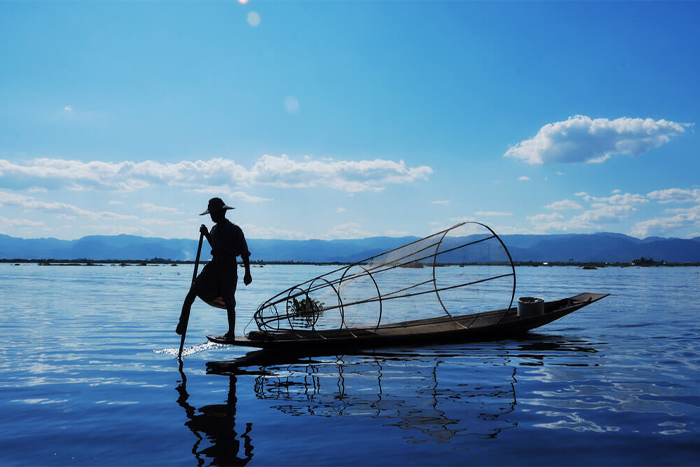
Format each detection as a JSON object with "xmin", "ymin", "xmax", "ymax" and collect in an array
[
  {"xmin": 197, "ymin": 337, "xmax": 599, "ymax": 449},
  {"xmin": 176, "ymin": 367, "xmax": 254, "ymax": 466}
]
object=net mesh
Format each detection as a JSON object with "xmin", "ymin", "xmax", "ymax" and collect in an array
[{"xmin": 254, "ymin": 222, "xmax": 516, "ymax": 333}]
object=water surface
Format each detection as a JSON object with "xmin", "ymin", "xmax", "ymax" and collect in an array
[{"xmin": 0, "ymin": 264, "xmax": 698, "ymax": 465}]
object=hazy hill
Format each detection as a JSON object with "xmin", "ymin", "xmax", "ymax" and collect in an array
[{"xmin": 1, "ymin": 232, "xmax": 700, "ymax": 263}]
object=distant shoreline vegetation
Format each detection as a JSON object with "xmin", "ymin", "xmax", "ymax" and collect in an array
[{"xmin": 2, "ymin": 258, "xmax": 698, "ymax": 267}]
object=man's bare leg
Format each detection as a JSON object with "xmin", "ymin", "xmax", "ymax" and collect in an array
[{"xmin": 225, "ymin": 304, "xmax": 236, "ymax": 340}]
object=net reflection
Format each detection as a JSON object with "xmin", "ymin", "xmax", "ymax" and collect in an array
[
  {"xmin": 214, "ymin": 351, "xmax": 522, "ymax": 443},
  {"xmin": 176, "ymin": 368, "xmax": 253, "ymax": 466}
]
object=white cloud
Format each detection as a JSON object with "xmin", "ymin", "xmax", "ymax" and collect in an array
[
  {"xmin": 632, "ymin": 205, "xmax": 700, "ymax": 238},
  {"xmin": 0, "ymin": 216, "xmax": 46, "ymax": 229},
  {"xmin": 230, "ymin": 191, "xmax": 273, "ymax": 203},
  {"xmin": 137, "ymin": 203, "xmax": 182, "ymax": 214},
  {"xmin": 528, "ymin": 212, "xmax": 564, "ymax": 223},
  {"xmin": 611, "ymin": 189, "xmax": 622, "ymax": 194},
  {"xmin": 647, "ymin": 188, "xmax": 700, "ymax": 204},
  {"xmin": 337, "ymin": 207, "xmax": 348, "ymax": 213},
  {"xmin": 474, "ymin": 211, "xmax": 513, "ymax": 217},
  {"xmin": 383, "ymin": 230, "xmax": 411, "ymax": 237},
  {"xmin": 574, "ymin": 204, "xmax": 636, "ymax": 224},
  {"xmin": 142, "ymin": 218, "xmax": 176, "ymax": 226},
  {"xmin": 546, "ymin": 200, "xmax": 583, "ymax": 211},
  {"xmin": 81, "ymin": 224, "xmax": 155, "ymax": 237},
  {"xmin": 322, "ymin": 222, "xmax": 373, "ymax": 240},
  {"xmin": 529, "ymin": 191, "xmax": 643, "ymax": 232},
  {"xmin": 519, "ymin": 176, "xmax": 530, "ymax": 181},
  {"xmin": 248, "ymin": 154, "xmax": 432, "ymax": 192},
  {"xmin": 0, "ymin": 190, "xmax": 138, "ymax": 221},
  {"xmin": 240, "ymin": 223, "xmax": 310, "ymax": 241},
  {"xmin": 582, "ymin": 193, "xmax": 648, "ymax": 207},
  {"xmin": 504, "ymin": 115, "xmax": 690, "ymax": 165},
  {"xmin": 432, "ymin": 200, "xmax": 450, "ymax": 206},
  {"xmin": 64, "ymin": 105, "xmax": 73, "ymax": 113},
  {"xmin": 0, "ymin": 155, "xmax": 432, "ymax": 194}
]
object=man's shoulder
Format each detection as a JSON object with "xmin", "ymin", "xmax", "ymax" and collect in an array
[{"xmin": 225, "ymin": 220, "xmax": 245, "ymax": 235}]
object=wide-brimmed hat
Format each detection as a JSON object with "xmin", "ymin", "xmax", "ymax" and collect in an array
[{"xmin": 200, "ymin": 197, "xmax": 235, "ymax": 215}]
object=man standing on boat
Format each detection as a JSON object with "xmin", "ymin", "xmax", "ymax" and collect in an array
[{"xmin": 176, "ymin": 197, "xmax": 252, "ymax": 340}]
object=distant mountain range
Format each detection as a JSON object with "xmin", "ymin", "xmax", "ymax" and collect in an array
[{"xmin": 2, "ymin": 232, "xmax": 700, "ymax": 264}]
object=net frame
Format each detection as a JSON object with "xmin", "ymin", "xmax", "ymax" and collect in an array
[{"xmin": 253, "ymin": 222, "xmax": 517, "ymax": 335}]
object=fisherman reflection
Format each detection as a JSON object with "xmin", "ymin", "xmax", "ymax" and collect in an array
[{"xmin": 176, "ymin": 369, "xmax": 253, "ymax": 466}]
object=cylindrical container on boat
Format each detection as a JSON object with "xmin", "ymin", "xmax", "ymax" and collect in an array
[{"xmin": 517, "ymin": 297, "xmax": 544, "ymax": 317}]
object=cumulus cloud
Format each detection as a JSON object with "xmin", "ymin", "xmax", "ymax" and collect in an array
[
  {"xmin": 632, "ymin": 205, "xmax": 700, "ymax": 238},
  {"xmin": 239, "ymin": 223, "xmax": 311, "ymax": 241},
  {"xmin": 529, "ymin": 191, "xmax": 644, "ymax": 232},
  {"xmin": 504, "ymin": 115, "xmax": 690, "ymax": 165},
  {"xmin": 322, "ymin": 222, "xmax": 373, "ymax": 240},
  {"xmin": 137, "ymin": 203, "xmax": 182, "ymax": 214},
  {"xmin": 546, "ymin": 200, "xmax": 583, "ymax": 211},
  {"xmin": 0, "ymin": 216, "xmax": 46, "ymax": 229},
  {"xmin": 581, "ymin": 192, "xmax": 649, "ymax": 207},
  {"xmin": 230, "ymin": 191, "xmax": 273, "ymax": 203},
  {"xmin": 647, "ymin": 188, "xmax": 700, "ymax": 204},
  {"xmin": 188, "ymin": 186, "xmax": 272, "ymax": 203},
  {"xmin": 432, "ymin": 200, "xmax": 450, "ymax": 206},
  {"xmin": 0, "ymin": 155, "xmax": 432, "ymax": 194},
  {"xmin": 527, "ymin": 212, "xmax": 564, "ymax": 224},
  {"xmin": 248, "ymin": 154, "xmax": 432, "ymax": 192},
  {"xmin": 519, "ymin": 176, "xmax": 530, "ymax": 181},
  {"xmin": 0, "ymin": 190, "xmax": 138, "ymax": 221},
  {"xmin": 534, "ymin": 187, "xmax": 700, "ymax": 237},
  {"xmin": 475, "ymin": 211, "xmax": 513, "ymax": 217}
]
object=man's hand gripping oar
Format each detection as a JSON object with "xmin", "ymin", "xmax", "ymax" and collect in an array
[{"xmin": 177, "ymin": 229, "xmax": 205, "ymax": 360}]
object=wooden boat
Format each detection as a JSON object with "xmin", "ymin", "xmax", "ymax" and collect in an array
[
  {"xmin": 208, "ymin": 292, "xmax": 609, "ymax": 351},
  {"xmin": 205, "ymin": 223, "xmax": 609, "ymax": 354}
]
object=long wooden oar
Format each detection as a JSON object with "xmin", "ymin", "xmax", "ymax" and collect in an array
[{"xmin": 178, "ymin": 231, "xmax": 204, "ymax": 360}]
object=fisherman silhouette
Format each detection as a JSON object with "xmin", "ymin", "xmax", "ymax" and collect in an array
[{"xmin": 176, "ymin": 197, "xmax": 252, "ymax": 340}]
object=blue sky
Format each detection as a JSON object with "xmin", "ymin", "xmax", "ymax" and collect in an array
[{"xmin": 1, "ymin": 1, "xmax": 699, "ymax": 241}]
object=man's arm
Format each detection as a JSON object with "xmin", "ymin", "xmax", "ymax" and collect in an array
[
  {"xmin": 200, "ymin": 224, "xmax": 213, "ymax": 246},
  {"xmin": 242, "ymin": 254, "xmax": 252, "ymax": 285}
]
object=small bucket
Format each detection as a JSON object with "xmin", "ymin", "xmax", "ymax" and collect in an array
[{"xmin": 517, "ymin": 297, "xmax": 544, "ymax": 318}]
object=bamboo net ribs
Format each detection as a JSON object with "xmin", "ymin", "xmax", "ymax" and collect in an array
[{"xmin": 253, "ymin": 222, "xmax": 517, "ymax": 334}]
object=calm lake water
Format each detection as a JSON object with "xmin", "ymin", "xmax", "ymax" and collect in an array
[{"xmin": 1, "ymin": 263, "xmax": 699, "ymax": 466}]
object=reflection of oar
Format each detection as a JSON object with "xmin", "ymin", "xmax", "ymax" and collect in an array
[{"xmin": 178, "ymin": 231, "xmax": 204, "ymax": 360}]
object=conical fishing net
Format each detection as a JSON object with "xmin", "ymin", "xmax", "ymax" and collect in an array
[{"xmin": 254, "ymin": 222, "xmax": 516, "ymax": 334}]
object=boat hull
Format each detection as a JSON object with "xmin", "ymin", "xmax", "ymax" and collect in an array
[{"xmin": 208, "ymin": 292, "xmax": 608, "ymax": 352}]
